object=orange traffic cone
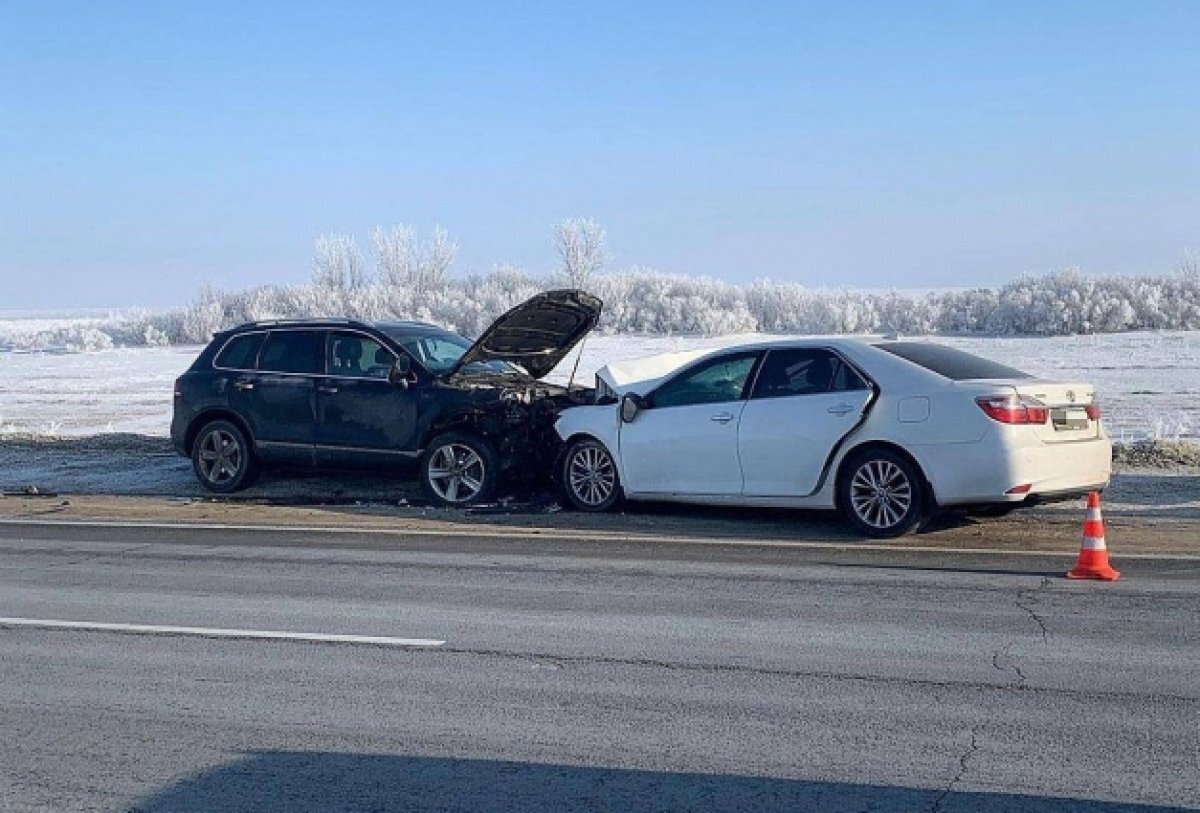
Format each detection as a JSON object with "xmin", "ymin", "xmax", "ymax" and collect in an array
[{"xmin": 1066, "ymin": 492, "xmax": 1119, "ymax": 581}]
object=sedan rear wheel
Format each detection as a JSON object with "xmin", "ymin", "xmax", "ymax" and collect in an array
[
  {"xmin": 560, "ymin": 438, "xmax": 621, "ymax": 512},
  {"xmin": 839, "ymin": 449, "xmax": 926, "ymax": 538}
]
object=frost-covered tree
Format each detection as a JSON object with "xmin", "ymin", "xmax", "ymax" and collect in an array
[
  {"xmin": 372, "ymin": 225, "xmax": 416, "ymax": 289},
  {"xmin": 180, "ymin": 284, "xmax": 225, "ymax": 343},
  {"xmin": 1180, "ymin": 249, "xmax": 1200, "ymax": 279},
  {"xmin": 372, "ymin": 224, "xmax": 456, "ymax": 298},
  {"xmin": 12, "ymin": 230, "xmax": 1200, "ymax": 353},
  {"xmin": 313, "ymin": 233, "xmax": 367, "ymax": 291},
  {"xmin": 421, "ymin": 226, "xmax": 457, "ymax": 292},
  {"xmin": 554, "ymin": 217, "xmax": 607, "ymax": 288}
]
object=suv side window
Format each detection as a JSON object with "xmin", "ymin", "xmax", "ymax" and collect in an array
[
  {"xmin": 328, "ymin": 332, "xmax": 395, "ymax": 379},
  {"xmin": 214, "ymin": 333, "xmax": 265, "ymax": 371},
  {"xmin": 258, "ymin": 330, "xmax": 324, "ymax": 375},
  {"xmin": 651, "ymin": 352, "xmax": 759, "ymax": 409}
]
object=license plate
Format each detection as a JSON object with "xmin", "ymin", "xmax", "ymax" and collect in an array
[{"xmin": 1052, "ymin": 407, "xmax": 1089, "ymax": 430}]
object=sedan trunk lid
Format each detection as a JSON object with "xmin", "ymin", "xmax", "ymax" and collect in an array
[{"xmin": 968, "ymin": 379, "xmax": 1101, "ymax": 442}]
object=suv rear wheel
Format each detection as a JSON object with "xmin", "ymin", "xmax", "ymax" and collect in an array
[
  {"xmin": 192, "ymin": 420, "xmax": 258, "ymax": 493},
  {"xmin": 420, "ymin": 432, "xmax": 499, "ymax": 507}
]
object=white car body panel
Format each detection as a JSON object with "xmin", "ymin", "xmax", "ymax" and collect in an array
[
  {"xmin": 596, "ymin": 349, "xmax": 712, "ymax": 395},
  {"xmin": 738, "ymin": 389, "xmax": 873, "ymax": 496},
  {"xmin": 555, "ymin": 337, "xmax": 1112, "ymax": 513},
  {"xmin": 619, "ymin": 399, "xmax": 746, "ymax": 495}
]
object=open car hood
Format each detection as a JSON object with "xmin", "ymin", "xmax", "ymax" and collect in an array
[{"xmin": 449, "ymin": 289, "xmax": 603, "ymax": 380}]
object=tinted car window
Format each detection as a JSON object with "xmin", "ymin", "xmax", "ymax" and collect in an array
[
  {"xmin": 403, "ymin": 334, "xmax": 472, "ymax": 373},
  {"xmin": 876, "ymin": 342, "xmax": 1031, "ymax": 380},
  {"xmin": 214, "ymin": 333, "xmax": 264, "ymax": 371},
  {"xmin": 377, "ymin": 327, "xmax": 520, "ymax": 375},
  {"xmin": 652, "ymin": 352, "xmax": 759, "ymax": 409},
  {"xmin": 831, "ymin": 358, "xmax": 869, "ymax": 392},
  {"xmin": 752, "ymin": 348, "xmax": 838, "ymax": 398},
  {"xmin": 328, "ymin": 332, "xmax": 394, "ymax": 379},
  {"xmin": 258, "ymin": 330, "xmax": 323, "ymax": 375}
]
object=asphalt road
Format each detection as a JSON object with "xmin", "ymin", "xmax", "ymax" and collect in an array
[{"xmin": 0, "ymin": 521, "xmax": 1197, "ymax": 812}]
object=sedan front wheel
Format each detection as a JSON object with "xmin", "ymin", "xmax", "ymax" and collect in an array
[{"xmin": 560, "ymin": 438, "xmax": 621, "ymax": 512}]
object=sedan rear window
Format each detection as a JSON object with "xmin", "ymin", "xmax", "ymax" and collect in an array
[{"xmin": 875, "ymin": 342, "xmax": 1032, "ymax": 380}]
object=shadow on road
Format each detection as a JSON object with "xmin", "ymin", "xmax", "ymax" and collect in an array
[{"xmin": 126, "ymin": 751, "xmax": 1182, "ymax": 813}]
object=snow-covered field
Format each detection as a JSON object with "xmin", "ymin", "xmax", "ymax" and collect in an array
[{"xmin": 0, "ymin": 331, "xmax": 1197, "ymax": 441}]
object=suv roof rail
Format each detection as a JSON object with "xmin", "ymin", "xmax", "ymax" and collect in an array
[{"xmin": 237, "ymin": 317, "xmax": 374, "ymax": 329}]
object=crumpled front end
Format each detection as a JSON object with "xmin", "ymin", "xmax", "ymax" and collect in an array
[{"xmin": 445, "ymin": 380, "xmax": 595, "ymax": 479}]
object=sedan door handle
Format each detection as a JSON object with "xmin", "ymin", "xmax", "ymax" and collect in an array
[
  {"xmin": 233, "ymin": 380, "xmax": 255, "ymax": 391},
  {"xmin": 827, "ymin": 403, "xmax": 856, "ymax": 416},
  {"xmin": 710, "ymin": 412, "xmax": 734, "ymax": 423}
]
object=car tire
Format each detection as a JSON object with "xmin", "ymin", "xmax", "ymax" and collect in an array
[
  {"xmin": 191, "ymin": 419, "xmax": 258, "ymax": 493},
  {"xmin": 838, "ymin": 448, "xmax": 927, "ymax": 538},
  {"xmin": 560, "ymin": 437, "xmax": 622, "ymax": 512},
  {"xmin": 420, "ymin": 432, "xmax": 499, "ymax": 507}
]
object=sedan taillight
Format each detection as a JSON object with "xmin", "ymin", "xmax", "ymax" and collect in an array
[
  {"xmin": 976, "ymin": 394, "xmax": 1048, "ymax": 425},
  {"xmin": 1085, "ymin": 401, "xmax": 1101, "ymax": 421}
]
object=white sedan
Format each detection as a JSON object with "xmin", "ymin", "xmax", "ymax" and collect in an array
[{"xmin": 553, "ymin": 338, "xmax": 1111, "ymax": 537}]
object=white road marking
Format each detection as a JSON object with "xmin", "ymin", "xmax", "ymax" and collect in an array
[
  {"xmin": 0, "ymin": 517, "xmax": 1196, "ymax": 560},
  {"xmin": 0, "ymin": 617, "xmax": 444, "ymax": 647}
]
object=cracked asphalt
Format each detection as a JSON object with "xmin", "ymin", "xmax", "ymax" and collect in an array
[{"xmin": 0, "ymin": 522, "xmax": 1197, "ymax": 812}]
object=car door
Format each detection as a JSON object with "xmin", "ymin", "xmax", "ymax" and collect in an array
[
  {"xmin": 229, "ymin": 329, "xmax": 322, "ymax": 465},
  {"xmin": 315, "ymin": 330, "xmax": 423, "ymax": 468},
  {"xmin": 738, "ymin": 347, "xmax": 874, "ymax": 497},
  {"xmin": 618, "ymin": 351, "xmax": 761, "ymax": 496}
]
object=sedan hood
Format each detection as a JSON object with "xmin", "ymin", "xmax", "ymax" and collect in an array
[
  {"xmin": 596, "ymin": 348, "xmax": 712, "ymax": 395},
  {"xmin": 449, "ymin": 289, "xmax": 603, "ymax": 380}
]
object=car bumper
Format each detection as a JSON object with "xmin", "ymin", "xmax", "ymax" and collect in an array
[
  {"xmin": 170, "ymin": 409, "xmax": 190, "ymax": 457},
  {"xmin": 915, "ymin": 435, "xmax": 1112, "ymax": 506}
]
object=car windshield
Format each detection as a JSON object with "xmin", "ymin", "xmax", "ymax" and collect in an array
[{"xmin": 378, "ymin": 327, "xmax": 522, "ymax": 376}]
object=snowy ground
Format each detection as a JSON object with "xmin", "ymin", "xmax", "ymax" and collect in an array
[{"xmin": 0, "ymin": 330, "xmax": 1197, "ymax": 441}]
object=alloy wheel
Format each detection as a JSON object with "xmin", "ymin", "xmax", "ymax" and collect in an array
[
  {"xmin": 197, "ymin": 428, "xmax": 243, "ymax": 485},
  {"xmin": 849, "ymin": 458, "xmax": 913, "ymax": 531},
  {"xmin": 568, "ymin": 444, "xmax": 617, "ymax": 507},
  {"xmin": 426, "ymin": 443, "xmax": 486, "ymax": 504}
]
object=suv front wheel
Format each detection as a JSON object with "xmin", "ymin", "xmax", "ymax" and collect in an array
[
  {"xmin": 192, "ymin": 419, "xmax": 258, "ymax": 493},
  {"xmin": 420, "ymin": 432, "xmax": 499, "ymax": 507}
]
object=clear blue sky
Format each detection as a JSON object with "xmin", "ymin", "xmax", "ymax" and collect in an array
[{"xmin": 2, "ymin": 1, "xmax": 1198, "ymax": 308}]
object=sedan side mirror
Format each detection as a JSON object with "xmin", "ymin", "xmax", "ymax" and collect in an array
[
  {"xmin": 389, "ymin": 356, "xmax": 416, "ymax": 388},
  {"xmin": 620, "ymin": 393, "xmax": 644, "ymax": 423}
]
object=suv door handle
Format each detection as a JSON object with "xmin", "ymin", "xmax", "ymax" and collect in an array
[
  {"xmin": 710, "ymin": 412, "xmax": 734, "ymax": 423},
  {"xmin": 234, "ymin": 380, "xmax": 255, "ymax": 391},
  {"xmin": 827, "ymin": 403, "xmax": 856, "ymax": 416},
  {"xmin": 317, "ymin": 385, "xmax": 339, "ymax": 394}
]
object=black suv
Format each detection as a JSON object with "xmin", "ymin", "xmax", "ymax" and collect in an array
[{"xmin": 171, "ymin": 290, "xmax": 601, "ymax": 505}]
